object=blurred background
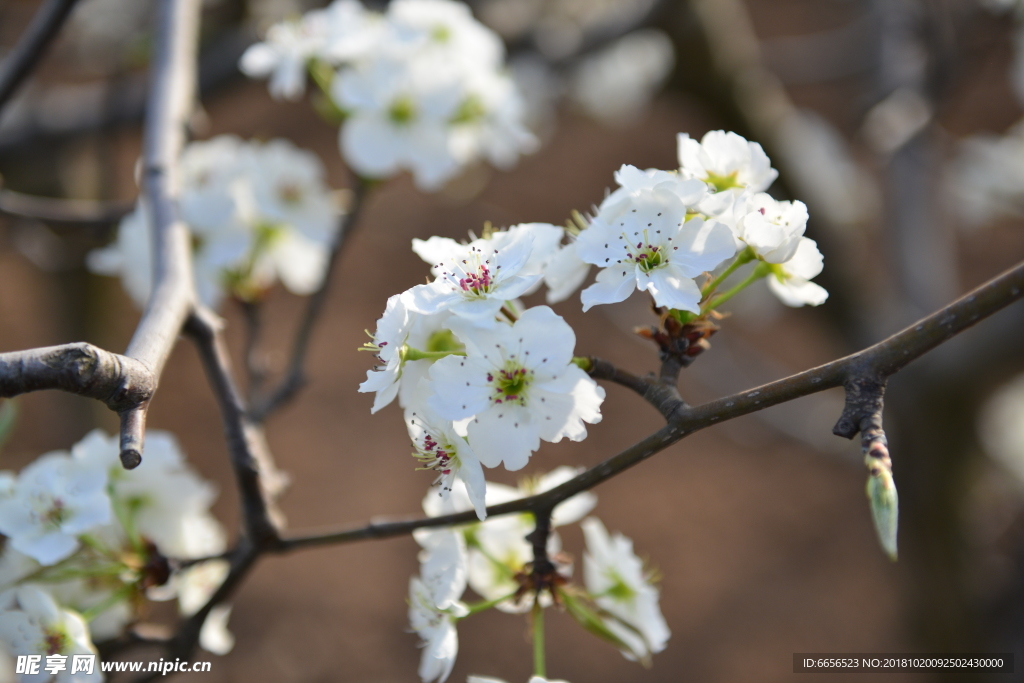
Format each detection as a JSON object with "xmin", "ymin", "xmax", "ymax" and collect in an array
[{"xmin": 2, "ymin": 0, "xmax": 1024, "ymax": 681}]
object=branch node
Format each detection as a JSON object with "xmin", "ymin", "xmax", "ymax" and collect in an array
[{"xmin": 832, "ymin": 376, "xmax": 886, "ymax": 439}]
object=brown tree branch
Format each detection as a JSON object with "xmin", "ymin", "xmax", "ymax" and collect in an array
[
  {"xmin": 116, "ymin": 0, "xmax": 201, "ymax": 468},
  {"xmin": 0, "ymin": 0, "xmax": 83, "ymax": 115},
  {"xmin": 0, "ymin": 343, "xmax": 152, "ymax": 411}
]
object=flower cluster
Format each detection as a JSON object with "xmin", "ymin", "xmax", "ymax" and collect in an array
[
  {"xmin": 241, "ymin": 0, "xmax": 536, "ymax": 191},
  {"xmin": 0, "ymin": 430, "xmax": 232, "ymax": 679},
  {"xmin": 88, "ymin": 136, "xmax": 339, "ymax": 309},
  {"xmin": 408, "ymin": 474, "xmax": 668, "ymax": 683},
  {"xmin": 359, "ymin": 222, "xmax": 600, "ymax": 519},
  {"xmin": 577, "ymin": 130, "xmax": 827, "ymax": 313}
]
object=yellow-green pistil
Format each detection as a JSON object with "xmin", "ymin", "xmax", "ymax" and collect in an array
[
  {"xmin": 704, "ymin": 170, "xmax": 743, "ymax": 192},
  {"xmin": 388, "ymin": 96, "xmax": 417, "ymax": 126},
  {"xmin": 490, "ymin": 364, "xmax": 531, "ymax": 404}
]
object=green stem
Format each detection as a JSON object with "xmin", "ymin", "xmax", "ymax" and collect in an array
[
  {"xmin": 702, "ymin": 261, "xmax": 770, "ymax": 314},
  {"xmin": 571, "ymin": 356, "xmax": 592, "ymax": 372},
  {"xmin": 460, "ymin": 590, "xmax": 520, "ymax": 617},
  {"xmin": 701, "ymin": 246, "xmax": 755, "ymax": 299},
  {"xmin": 80, "ymin": 586, "xmax": 132, "ymax": 622},
  {"xmin": 402, "ymin": 346, "xmax": 466, "ymax": 362},
  {"xmin": 500, "ymin": 304, "xmax": 519, "ymax": 323},
  {"xmin": 532, "ymin": 599, "xmax": 546, "ymax": 678}
]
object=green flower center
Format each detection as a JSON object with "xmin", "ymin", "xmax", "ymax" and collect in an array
[
  {"xmin": 42, "ymin": 626, "xmax": 70, "ymax": 656},
  {"xmin": 603, "ymin": 571, "xmax": 637, "ymax": 602},
  {"xmin": 704, "ymin": 170, "xmax": 742, "ymax": 192},
  {"xmin": 489, "ymin": 363, "xmax": 531, "ymax": 404},
  {"xmin": 451, "ymin": 95, "xmax": 486, "ymax": 125},
  {"xmin": 388, "ymin": 96, "xmax": 417, "ymax": 125}
]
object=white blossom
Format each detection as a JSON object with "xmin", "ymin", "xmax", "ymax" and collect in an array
[
  {"xmin": 409, "ymin": 577, "xmax": 466, "ymax": 683},
  {"xmin": 359, "ymin": 293, "xmax": 414, "ymax": 413},
  {"xmin": 407, "ymin": 395, "xmax": 488, "ymax": 521},
  {"xmin": 322, "ymin": 0, "xmax": 385, "ymax": 63},
  {"xmin": 765, "ymin": 238, "xmax": 829, "ymax": 307},
  {"xmin": 175, "ymin": 560, "xmax": 233, "ymax": 655},
  {"xmin": 733, "ymin": 192, "xmax": 809, "ymax": 263},
  {"xmin": 71, "ymin": 429, "xmax": 225, "ymax": 560},
  {"xmin": 677, "ymin": 130, "xmax": 778, "ymax": 195},
  {"xmin": 89, "ymin": 137, "xmax": 339, "ymax": 307},
  {"xmin": 428, "ymin": 307, "xmax": 605, "ymax": 471},
  {"xmin": 413, "ymin": 528, "xmax": 468, "ymax": 609},
  {"xmin": 0, "ymin": 585, "xmax": 101, "ymax": 683},
  {"xmin": 239, "ymin": 13, "xmax": 328, "ymax": 100},
  {"xmin": 387, "ymin": 0, "xmax": 505, "ymax": 71},
  {"xmin": 406, "ymin": 230, "xmax": 539, "ymax": 327},
  {"xmin": 0, "ymin": 452, "xmax": 110, "ymax": 566},
  {"xmin": 332, "ymin": 53, "xmax": 463, "ymax": 190},
  {"xmin": 542, "ymin": 240, "xmax": 590, "ymax": 305},
  {"xmin": 581, "ymin": 518, "xmax": 669, "ymax": 662},
  {"xmin": 576, "ymin": 170, "xmax": 736, "ymax": 313}
]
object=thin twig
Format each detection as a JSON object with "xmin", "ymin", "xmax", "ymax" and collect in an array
[
  {"xmin": 0, "ymin": 184, "xmax": 133, "ymax": 226},
  {"xmin": 586, "ymin": 357, "xmax": 684, "ymax": 421},
  {"xmin": 250, "ymin": 179, "xmax": 371, "ymax": 421},
  {"xmin": 185, "ymin": 308, "xmax": 281, "ymax": 546},
  {"xmin": 0, "ymin": 0, "xmax": 83, "ymax": 115}
]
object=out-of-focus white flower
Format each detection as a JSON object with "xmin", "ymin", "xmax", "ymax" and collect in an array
[
  {"xmin": 409, "ymin": 577, "xmax": 466, "ymax": 683},
  {"xmin": 448, "ymin": 72, "xmax": 538, "ymax": 170},
  {"xmin": 949, "ymin": 122, "xmax": 1024, "ymax": 226},
  {"xmin": 0, "ymin": 452, "xmax": 110, "ymax": 566},
  {"xmin": 576, "ymin": 168, "xmax": 736, "ymax": 313},
  {"xmin": 0, "ymin": 585, "xmax": 101, "ymax": 683},
  {"xmin": 322, "ymin": 0, "xmax": 385, "ymax": 63},
  {"xmin": 765, "ymin": 238, "xmax": 828, "ymax": 307},
  {"xmin": 71, "ymin": 429, "xmax": 225, "ymax": 560},
  {"xmin": 581, "ymin": 518, "xmax": 669, "ymax": 663},
  {"xmin": 486, "ymin": 467, "xmax": 596, "ymax": 529},
  {"xmin": 333, "ymin": 54, "xmax": 463, "ymax": 190},
  {"xmin": 414, "ymin": 528, "xmax": 468, "ymax": 609},
  {"xmin": 406, "ymin": 230, "xmax": 539, "ymax": 327},
  {"xmin": 176, "ymin": 560, "xmax": 233, "ymax": 655},
  {"xmin": 89, "ymin": 137, "xmax": 339, "ymax": 308},
  {"xmin": 240, "ymin": 12, "xmax": 328, "ymax": 100},
  {"xmin": 677, "ymin": 130, "xmax": 778, "ymax": 196},
  {"xmin": 407, "ymin": 396, "xmax": 488, "ymax": 521},
  {"xmin": 570, "ymin": 29, "xmax": 674, "ymax": 126},
  {"xmin": 387, "ymin": 0, "xmax": 505, "ymax": 71},
  {"xmin": 733, "ymin": 193, "xmax": 809, "ymax": 263},
  {"xmin": 428, "ymin": 307, "xmax": 605, "ymax": 471},
  {"xmin": 241, "ymin": 139, "xmax": 338, "ymax": 243},
  {"xmin": 979, "ymin": 372, "xmax": 1024, "ymax": 485},
  {"xmin": 464, "ymin": 513, "xmax": 562, "ymax": 614},
  {"xmin": 246, "ymin": 0, "xmax": 537, "ymax": 190}
]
